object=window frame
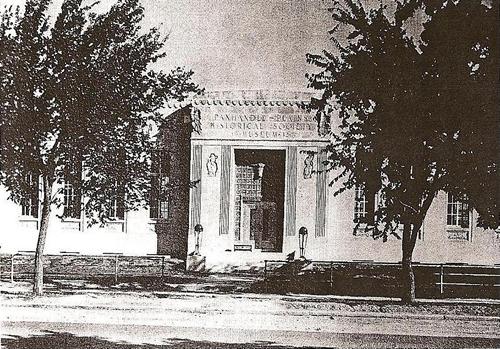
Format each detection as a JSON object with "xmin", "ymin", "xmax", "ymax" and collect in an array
[
  {"xmin": 62, "ymin": 161, "xmax": 82, "ymax": 220},
  {"xmin": 107, "ymin": 180, "xmax": 125, "ymax": 221},
  {"xmin": 446, "ymin": 193, "xmax": 470, "ymax": 229},
  {"xmin": 446, "ymin": 192, "xmax": 472, "ymax": 241},
  {"xmin": 150, "ymin": 149, "xmax": 170, "ymax": 220},
  {"xmin": 20, "ymin": 173, "xmax": 39, "ymax": 218},
  {"xmin": 353, "ymin": 185, "xmax": 375, "ymax": 225}
]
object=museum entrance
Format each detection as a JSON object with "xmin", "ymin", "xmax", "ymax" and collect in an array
[{"xmin": 234, "ymin": 149, "xmax": 285, "ymax": 252}]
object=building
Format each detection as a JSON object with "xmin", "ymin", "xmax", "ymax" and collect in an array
[{"xmin": 1, "ymin": 90, "xmax": 499, "ymax": 270}]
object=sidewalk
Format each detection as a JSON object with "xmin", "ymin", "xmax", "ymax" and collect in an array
[
  {"xmin": 3, "ymin": 276, "xmax": 500, "ymax": 306},
  {"xmin": 2, "ymin": 280, "xmax": 500, "ymax": 321}
]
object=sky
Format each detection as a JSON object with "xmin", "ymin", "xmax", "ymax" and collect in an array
[
  {"xmin": 142, "ymin": 0, "xmax": 334, "ymax": 92},
  {"xmin": 1, "ymin": 0, "xmax": 335, "ymax": 92}
]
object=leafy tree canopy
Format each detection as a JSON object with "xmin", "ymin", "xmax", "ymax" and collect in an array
[
  {"xmin": 307, "ymin": 0, "xmax": 498, "ymax": 237},
  {"xmin": 0, "ymin": 0, "xmax": 201, "ymax": 223}
]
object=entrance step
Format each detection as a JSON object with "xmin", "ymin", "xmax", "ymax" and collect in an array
[{"xmin": 187, "ymin": 255, "xmax": 206, "ymax": 272}]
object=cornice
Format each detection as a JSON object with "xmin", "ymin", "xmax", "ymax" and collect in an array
[{"xmin": 165, "ymin": 90, "xmax": 315, "ymax": 110}]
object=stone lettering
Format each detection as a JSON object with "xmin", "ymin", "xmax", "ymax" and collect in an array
[{"xmin": 199, "ymin": 113, "xmax": 319, "ymax": 140}]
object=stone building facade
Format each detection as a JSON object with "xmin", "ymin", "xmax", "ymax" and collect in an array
[{"xmin": 1, "ymin": 90, "xmax": 499, "ymax": 270}]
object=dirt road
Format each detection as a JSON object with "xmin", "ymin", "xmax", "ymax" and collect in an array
[{"xmin": 2, "ymin": 286, "xmax": 500, "ymax": 348}]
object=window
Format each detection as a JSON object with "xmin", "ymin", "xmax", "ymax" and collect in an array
[
  {"xmin": 150, "ymin": 149, "xmax": 170, "ymax": 219},
  {"xmin": 447, "ymin": 193, "xmax": 470, "ymax": 228},
  {"xmin": 107, "ymin": 181, "xmax": 125, "ymax": 220},
  {"xmin": 63, "ymin": 162, "xmax": 82, "ymax": 219},
  {"xmin": 21, "ymin": 173, "xmax": 39, "ymax": 218},
  {"xmin": 63, "ymin": 182, "xmax": 81, "ymax": 219},
  {"xmin": 354, "ymin": 185, "xmax": 374, "ymax": 224}
]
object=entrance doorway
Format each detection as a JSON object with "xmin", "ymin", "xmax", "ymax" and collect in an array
[{"xmin": 234, "ymin": 149, "xmax": 285, "ymax": 252}]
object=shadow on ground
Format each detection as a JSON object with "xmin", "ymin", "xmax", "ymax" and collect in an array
[
  {"xmin": 3, "ymin": 331, "xmax": 500, "ymax": 349},
  {"xmin": 1, "ymin": 332, "xmax": 292, "ymax": 349},
  {"xmin": 4, "ymin": 260, "xmax": 499, "ymax": 300}
]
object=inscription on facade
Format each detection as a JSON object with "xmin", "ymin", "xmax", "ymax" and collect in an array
[
  {"xmin": 447, "ymin": 229, "xmax": 470, "ymax": 241},
  {"xmin": 196, "ymin": 112, "xmax": 321, "ymax": 141}
]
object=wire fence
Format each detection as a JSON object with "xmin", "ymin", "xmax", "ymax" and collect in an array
[
  {"xmin": 0, "ymin": 252, "xmax": 179, "ymax": 283},
  {"xmin": 2, "ymin": 253, "xmax": 499, "ymax": 299},
  {"xmin": 264, "ymin": 260, "xmax": 500, "ymax": 299}
]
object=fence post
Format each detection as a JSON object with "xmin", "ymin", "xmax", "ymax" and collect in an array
[
  {"xmin": 264, "ymin": 260, "xmax": 268, "ymax": 293},
  {"xmin": 330, "ymin": 261, "xmax": 334, "ymax": 292},
  {"xmin": 161, "ymin": 256, "xmax": 165, "ymax": 278},
  {"xmin": 293, "ymin": 262, "xmax": 298, "ymax": 293},
  {"xmin": 439, "ymin": 264, "xmax": 444, "ymax": 296},
  {"xmin": 10, "ymin": 254, "xmax": 15, "ymax": 283},
  {"xmin": 114, "ymin": 255, "xmax": 119, "ymax": 284}
]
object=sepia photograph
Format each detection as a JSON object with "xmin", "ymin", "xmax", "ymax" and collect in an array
[{"xmin": 0, "ymin": 0, "xmax": 499, "ymax": 348}]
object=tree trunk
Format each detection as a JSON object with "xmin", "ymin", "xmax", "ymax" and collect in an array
[
  {"xmin": 401, "ymin": 223, "xmax": 416, "ymax": 304},
  {"xmin": 401, "ymin": 244, "xmax": 416, "ymax": 304},
  {"xmin": 33, "ymin": 175, "xmax": 52, "ymax": 296}
]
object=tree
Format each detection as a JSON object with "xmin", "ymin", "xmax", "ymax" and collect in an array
[
  {"xmin": 307, "ymin": 0, "xmax": 498, "ymax": 303},
  {"xmin": 0, "ymin": 0, "xmax": 200, "ymax": 295},
  {"xmin": 419, "ymin": 0, "xmax": 499, "ymax": 229}
]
